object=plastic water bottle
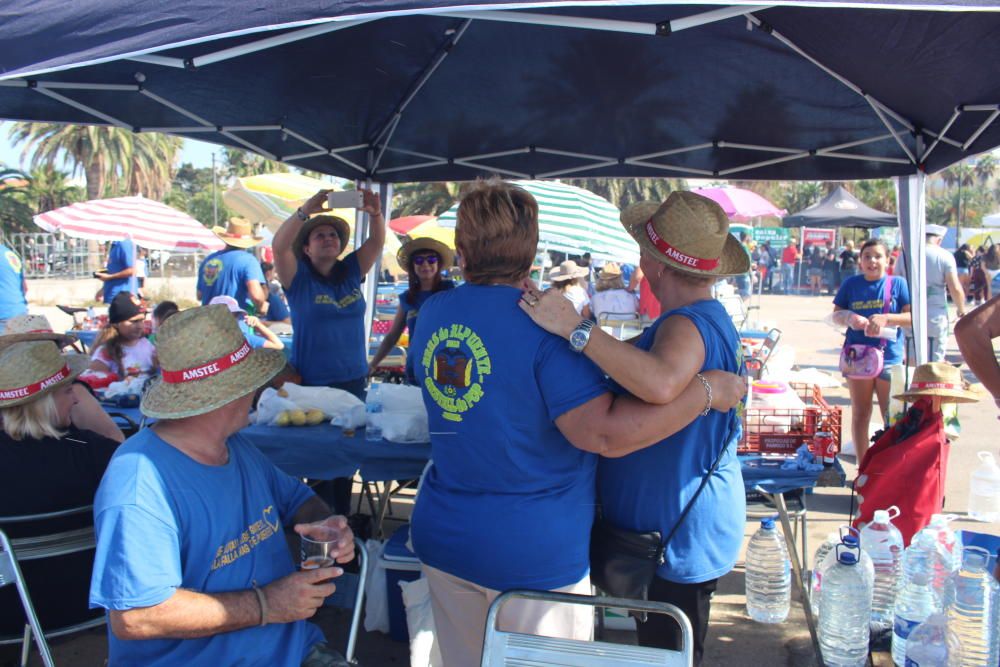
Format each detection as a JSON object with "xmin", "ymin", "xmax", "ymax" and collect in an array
[
  {"xmin": 823, "ymin": 531, "xmax": 875, "ymax": 592},
  {"xmin": 947, "ymin": 547, "xmax": 999, "ymax": 667},
  {"xmin": 892, "ymin": 572, "xmax": 936, "ymax": 666},
  {"xmin": 745, "ymin": 517, "xmax": 791, "ymax": 623},
  {"xmin": 904, "ymin": 613, "xmax": 961, "ymax": 667},
  {"xmin": 810, "ymin": 531, "xmax": 841, "ymax": 619},
  {"xmin": 819, "ymin": 544, "xmax": 873, "ymax": 667},
  {"xmin": 927, "ymin": 515, "xmax": 961, "ymax": 610},
  {"xmin": 903, "ymin": 529, "xmax": 951, "ymax": 613},
  {"xmin": 365, "ymin": 384, "xmax": 383, "ymax": 441},
  {"xmin": 967, "ymin": 451, "xmax": 1000, "ymax": 523},
  {"xmin": 861, "ymin": 507, "xmax": 905, "ymax": 632}
]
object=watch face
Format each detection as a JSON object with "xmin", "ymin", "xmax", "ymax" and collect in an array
[{"xmin": 570, "ymin": 329, "xmax": 589, "ymax": 351}]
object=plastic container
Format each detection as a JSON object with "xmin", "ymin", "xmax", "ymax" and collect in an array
[
  {"xmin": 861, "ymin": 507, "xmax": 905, "ymax": 632},
  {"xmin": 810, "ymin": 531, "xmax": 841, "ymax": 619},
  {"xmin": 745, "ymin": 517, "xmax": 791, "ymax": 623},
  {"xmin": 947, "ymin": 546, "xmax": 999, "ymax": 667},
  {"xmin": 365, "ymin": 383, "xmax": 383, "ymax": 441},
  {"xmin": 892, "ymin": 572, "xmax": 936, "ymax": 666},
  {"xmin": 382, "ymin": 525, "xmax": 422, "ymax": 643},
  {"xmin": 819, "ymin": 544, "xmax": 873, "ymax": 667},
  {"xmin": 823, "ymin": 530, "xmax": 875, "ymax": 593},
  {"xmin": 967, "ymin": 451, "xmax": 1000, "ymax": 523},
  {"xmin": 903, "ymin": 612, "xmax": 961, "ymax": 667},
  {"xmin": 927, "ymin": 515, "xmax": 962, "ymax": 610},
  {"xmin": 903, "ymin": 529, "xmax": 950, "ymax": 613}
]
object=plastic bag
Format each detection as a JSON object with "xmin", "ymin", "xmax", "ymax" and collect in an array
[
  {"xmin": 281, "ymin": 383, "xmax": 364, "ymax": 420},
  {"xmin": 372, "ymin": 412, "xmax": 430, "ymax": 444},
  {"xmin": 401, "ymin": 577, "xmax": 443, "ymax": 667},
  {"xmin": 363, "ymin": 539, "xmax": 390, "ymax": 634},
  {"xmin": 378, "ymin": 384, "xmax": 426, "ymax": 414},
  {"xmin": 254, "ymin": 388, "xmax": 301, "ymax": 426}
]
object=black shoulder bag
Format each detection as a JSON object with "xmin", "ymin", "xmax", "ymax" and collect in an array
[{"xmin": 590, "ymin": 415, "xmax": 738, "ymax": 602}]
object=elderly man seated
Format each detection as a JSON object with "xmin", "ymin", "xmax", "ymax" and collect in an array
[{"xmin": 89, "ymin": 304, "xmax": 355, "ymax": 667}]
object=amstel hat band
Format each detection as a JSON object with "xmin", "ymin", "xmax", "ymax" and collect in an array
[
  {"xmin": 161, "ymin": 341, "xmax": 253, "ymax": 384},
  {"xmin": 0, "ymin": 366, "xmax": 71, "ymax": 401},
  {"xmin": 911, "ymin": 382, "xmax": 960, "ymax": 390},
  {"xmin": 645, "ymin": 220, "xmax": 720, "ymax": 271}
]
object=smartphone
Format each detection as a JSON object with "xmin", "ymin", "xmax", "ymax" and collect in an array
[{"xmin": 327, "ymin": 190, "xmax": 364, "ymax": 209}]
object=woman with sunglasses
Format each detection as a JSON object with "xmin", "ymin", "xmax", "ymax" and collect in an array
[{"xmin": 369, "ymin": 237, "xmax": 455, "ymax": 384}]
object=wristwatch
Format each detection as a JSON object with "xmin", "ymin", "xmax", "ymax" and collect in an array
[{"xmin": 569, "ymin": 319, "xmax": 595, "ymax": 353}]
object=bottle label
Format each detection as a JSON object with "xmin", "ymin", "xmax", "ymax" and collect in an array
[{"xmin": 893, "ymin": 616, "xmax": 921, "ymax": 640}]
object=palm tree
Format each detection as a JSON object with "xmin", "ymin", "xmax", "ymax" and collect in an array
[
  {"xmin": 392, "ymin": 182, "xmax": 464, "ymax": 216},
  {"xmin": 974, "ymin": 154, "xmax": 997, "ymax": 185},
  {"xmin": 125, "ymin": 133, "xmax": 183, "ymax": 200},
  {"xmin": 850, "ymin": 179, "xmax": 897, "ymax": 214},
  {"xmin": 223, "ymin": 148, "xmax": 289, "ymax": 178},
  {"xmin": 23, "ymin": 165, "xmax": 83, "ymax": 213},
  {"xmin": 565, "ymin": 178, "xmax": 682, "ymax": 210}
]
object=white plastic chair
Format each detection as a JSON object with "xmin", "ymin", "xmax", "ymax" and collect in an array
[{"xmin": 481, "ymin": 590, "xmax": 693, "ymax": 667}]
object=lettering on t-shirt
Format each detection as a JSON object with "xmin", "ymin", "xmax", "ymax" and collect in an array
[
  {"xmin": 421, "ymin": 323, "xmax": 493, "ymax": 422},
  {"xmin": 210, "ymin": 505, "xmax": 281, "ymax": 571},
  {"xmin": 314, "ymin": 289, "xmax": 363, "ymax": 308},
  {"xmin": 850, "ymin": 298, "xmax": 887, "ymax": 311},
  {"xmin": 202, "ymin": 258, "xmax": 223, "ymax": 287}
]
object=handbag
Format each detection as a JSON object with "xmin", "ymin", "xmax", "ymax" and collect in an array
[
  {"xmin": 839, "ymin": 275, "xmax": 892, "ymax": 379},
  {"xmin": 590, "ymin": 416, "xmax": 738, "ymax": 602}
]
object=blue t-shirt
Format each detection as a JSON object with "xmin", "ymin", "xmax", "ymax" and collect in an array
[
  {"xmin": 286, "ymin": 254, "xmax": 367, "ymax": 385},
  {"xmin": 600, "ymin": 299, "xmax": 746, "ymax": 584},
  {"xmin": 0, "ymin": 244, "xmax": 27, "ymax": 321},
  {"xmin": 103, "ymin": 241, "xmax": 135, "ymax": 304},
  {"xmin": 90, "ymin": 430, "xmax": 321, "ymax": 667},
  {"xmin": 238, "ymin": 320, "xmax": 268, "ymax": 349},
  {"xmin": 399, "ymin": 280, "xmax": 455, "ymax": 382},
  {"xmin": 409, "ymin": 284, "xmax": 607, "ymax": 591},
  {"xmin": 267, "ymin": 289, "xmax": 291, "ymax": 321},
  {"xmin": 833, "ymin": 274, "xmax": 910, "ymax": 367},
  {"xmin": 198, "ymin": 248, "xmax": 266, "ymax": 311}
]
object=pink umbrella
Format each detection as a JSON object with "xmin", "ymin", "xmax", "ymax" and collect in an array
[
  {"xmin": 33, "ymin": 196, "xmax": 225, "ymax": 252},
  {"xmin": 389, "ymin": 215, "xmax": 436, "ymax": 236},
  {"xmin": 691, "ymin": 187, "xmax": 786, "ymax": 222}
]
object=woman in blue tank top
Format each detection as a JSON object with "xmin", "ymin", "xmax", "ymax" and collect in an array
[
  {"xmin": 368, "ymin": 236, "xmax": 455, "ymax": 384},
  {"xmin": 523, "ymin": 191, "xmax": 750, "ymax": 665}
]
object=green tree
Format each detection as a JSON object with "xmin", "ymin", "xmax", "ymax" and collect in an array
[
  {"xmin": 164, "ymin": 162, "xmax": 231, "ymax": 227},
  {"xmin": 392, "ymin": 182, "xmax": 464, "ymax": 216},
  {"xmin": 850, "ymin": 179, "xmax": 897, "ymax": 214},
  {"xmin": 565, "ymin": 178, "xmax": 683, "ymax": 210},
  {"xmin": 223, "ymin": 148, "xmax": 288, "ymax": 179}
]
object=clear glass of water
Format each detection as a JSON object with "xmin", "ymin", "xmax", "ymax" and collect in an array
[{"xmin": 300, "ymin": 525, "xmax": 342, "ymax": 571}]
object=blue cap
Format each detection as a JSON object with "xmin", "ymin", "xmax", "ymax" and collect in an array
[
  {"xmin": 842, "ymin": 535, "xmax": 859, "ymax": 547},
  {"xmin": 838, "ymin": 552, "xmax": 858, "ymax": 565},
  {"xmin": 761, "ymin": 518, "xmax": 775, "ymax": 530}
]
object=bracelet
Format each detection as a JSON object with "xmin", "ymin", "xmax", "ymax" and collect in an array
[
  {"xmin": 695, "ymin": 373, "xmax": 712, "ymax": 417},
  {"xmin": 252, "ymin": 581, "xmax": 268, "ymax": 627},
  {"xmin": 296, "ymin": 208, "xmax": 308, "ymax": 222}
]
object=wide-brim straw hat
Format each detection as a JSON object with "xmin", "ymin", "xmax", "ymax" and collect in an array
[
  {"xmin": 396, "ymin": 237, "xmax": 454, "ymax": 271},
  {"xmin": 549, "ymin": 260, "xmax": 589, "ymax": 282},
  {"xmin": 212, "ymin": 217, "xmax": 263, "ymax": 248},
  {"xmin": 598, "ymin": 262, "xmax": 622, "ymax": 280},
  {"xmin": 141, "ymin": 304, "xmax": 286, "ymax": 419},
  {"xmin": 0, "ymin": 341, "xmax": 89, "ymax": 408},
  {"xmin": 0, "ymin": 313, "xmax": 77, "ymax": 350},
  {"xmin": 893, "ymin": 362, "xmax": 983, "ymax": 404},
  {"xmin": 293, "ymin": 215, "xmax": 351, "ymax": 260},
  {"xmin": 620, "ymin": 192, "xmax": 750, "ymax": 278}
]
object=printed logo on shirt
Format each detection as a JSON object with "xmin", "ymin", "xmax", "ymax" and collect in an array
[
  {"xmin": 850, "ymin": 298, "xmax": 887, "ymax": 311},
  {"xmin": 211, "ymin": 505, "xmax": 280, "ymax": 571},
  {"xmin": 314, "ymin": 289, "xmax": 363, "ymax": 308},
  {"xmin": 5, "ymin": 250, "xmax": 22, "ymax": 274},
  {"xmin": 421, "ymin": 323, "xmax": 492, "ymax": 422},
  {"xmin": 202, "ymin": 258, "xmax": 224, "ymax": 287}
]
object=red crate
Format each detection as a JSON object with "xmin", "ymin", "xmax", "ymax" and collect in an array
[{"xmin": 739, "ymin": 382, "xmax": 842, "ymax": 455}]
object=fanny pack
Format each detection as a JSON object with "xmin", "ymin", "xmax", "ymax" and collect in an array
[{"xmin": 839, "ymin": 275, "xmax": 892, "ymax": 380}]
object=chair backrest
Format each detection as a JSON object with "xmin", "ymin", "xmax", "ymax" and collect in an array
[
  {"xmin": 481, "ymin": 590, "xmax": 693, "ymax": 667},
  {"xmin": 318, "ymin": 539, "xmax": 367, "ymax": 665},
  {"xmin": 717, "ymin": 295, "xmax": 747, "ymax": 329},
  {"xmin": 597, "ymin": 313, "xmax": 644, "ymax": 340}
]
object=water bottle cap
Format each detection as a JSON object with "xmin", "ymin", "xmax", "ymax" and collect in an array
[
  {"xmin": 760, "ymin": 517, "xmax": 775, "ymax": 530},
  {"xmin": 961, "ymin": 546, "xmax": 990, "ymax": 570},
  {"xmin": 838, "ymin": 551, "xmax": 857, "ymax": 565},
  {"xmin": 873, "ymin": 509, "xmax": 889, "ymax": 523},
  {"xmin": 915, "ymin": 529, "xmax": 937, "ymax": 547},
  {"xmin": 841, "ymin": 535, "xmax": 859, "ymax": 547}
]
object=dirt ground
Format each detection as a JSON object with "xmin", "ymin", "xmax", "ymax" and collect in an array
[{"xmin": 11, "ymin": 292, "xmax": 999, "ymax": 666}]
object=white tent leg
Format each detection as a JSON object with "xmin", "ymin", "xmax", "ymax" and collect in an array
[{"xmin": 896, "ymin": 174, "xmax": 927, "ymax": 365}]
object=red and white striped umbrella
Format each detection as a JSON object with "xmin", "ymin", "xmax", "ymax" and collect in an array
[{"xmin": 33, "ymin": 196, "xmax": 225, "ymax": 252}]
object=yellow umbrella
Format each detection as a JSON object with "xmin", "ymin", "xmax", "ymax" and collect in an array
[
  {"xmin": 406, "ymin": 219, "xmax": 456, "ymax": 249},
  {"xmin": 223, "ymin": 172, "xmax": 355, "ymax": 233}
]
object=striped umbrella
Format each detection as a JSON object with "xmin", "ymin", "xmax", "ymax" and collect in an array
[
  {"xmin": 437, "ymin": 180, "xmax": 639, "ymax": 264},
  {"xmin": 33, "ymin": 195, "xmax": 225, "ymax": 252}
]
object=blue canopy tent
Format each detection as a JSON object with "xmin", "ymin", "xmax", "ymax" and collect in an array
[{"xmin": 1, "ymin": 0, "xmax": 999, "ymax": 364}]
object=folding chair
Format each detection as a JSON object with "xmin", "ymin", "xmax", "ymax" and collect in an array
[
  {"xmin": 596, "ymin": 313, "xmax": 643, "ymax": 340},
  {"xmin": 743, "ymin": 328, "xmax": 782, "ymax": 380},
  {"xmin": 356, "ymin": 459, "xmax": 428, "ymax": 539},
  {"xmin": 481, "ymin": 590, "xmax": 693, "ymax": 667},
  {"xmin": 717, "ymin": 294, "xmax": 748, "ymax": 330},
  {"xmin": 0, "ymin": 506, "xmax": 104, "ymax": 667},
  {"xmin": 321, "ymin": 538, "xmax": 368, "ymax": 665}
]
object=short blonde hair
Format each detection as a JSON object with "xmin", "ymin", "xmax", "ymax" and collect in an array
[
  {"xmin": 596, "ymin": 276, "xmax": 625, "ymax": 292},
  {"xmin": 0, "ymin": 393, "xmax": 66, "ymax": 441},
  {"xmin": 456, "ymin": 179, "xmax": 539, "ymax": 285}
]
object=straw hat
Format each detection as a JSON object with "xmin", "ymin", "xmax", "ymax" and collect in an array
[
  {"xmin": 893, "ymin": 362, "xmax": 982, "ymax": 404},
  {"xmin": 620, "ymin": 192, "xmax": 750, "ymax": 277},
  {"xmin": 598, "ymin": 262, "xmax": 622, "ymax": 280},
  {"xmin": 293, "ymin": 215, "xmax": 351, "ymax": 260},
  {"xmin": 0, "ymin": 341, "xmax": 89, "ymax": 408},
  {"xmin": 212, "ymin": 217, "xmax": 263, "ymax": 248},
  {"xmin": 396, "ymin": 237, "xmax": 454, "ymax": 271},
  {"xmin": 549, "ymin": 260, "xmax": 589, "ymax": 282},
  {"xmin": 141, "ymin": 304, "xmax": 286, "ymax": 419},
  {"xmin": 0, "ymin": 313, "xmax": 77, "ymax": 350}
]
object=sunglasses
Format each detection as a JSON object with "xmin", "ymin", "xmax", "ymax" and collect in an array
[{"xmin": 412, "ymin": 255, "xmax": 439, "ymax": 266}]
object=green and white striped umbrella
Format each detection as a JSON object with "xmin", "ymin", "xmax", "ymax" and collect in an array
[{"xmin": 437, "ymin": 180, "xmax": 639, "ymax": 264}]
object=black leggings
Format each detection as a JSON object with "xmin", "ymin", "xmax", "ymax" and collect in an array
[{"xmin": 636, "ymin": 576, "xmax": 719, "ymax": 666}]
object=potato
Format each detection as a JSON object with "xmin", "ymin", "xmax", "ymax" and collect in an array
[
  {"xmin": 289, "ymin": 409, "xmax": 307, "ymax": 426},
  {"xmin": 277, "ymin": 388, "xmax": 289, "ymax": 398},
  {"xmin": 305, "ymin": 409, "xmax": 326, "ymax": 425},
  {"xmin": 274, "ymin": 411, "xmax": 291, "ymax": 427}
]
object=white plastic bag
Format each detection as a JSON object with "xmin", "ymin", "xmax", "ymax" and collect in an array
[
  {"xmin": 363, "ymin": 539, "xmax": 390, "ymax": 634},
  {"xmin": 378, "ymin": 384, "xmax": 426, "ymax": 413},
  {"xmin": 401, "ymin": 576, "xmax": 443, "ymax": 667},
  {"xmin": 281, "ymin": 383, "xmax": 364, "ymax": 421},
  {"xmin": 254, "ymin": 387, "xmax": 301, "ymax": 426},
  {"xmin": 372, "ymin": 412, "xmax": 430, "ymax": 444}
]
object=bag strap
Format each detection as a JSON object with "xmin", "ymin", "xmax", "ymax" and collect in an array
[
  {"xmin": 878, "ymin": 274, "xmax": 893, "ymax": 349},
  {"xmin": 659, "ymin": 411, "xmax": 739, "ymax": 554}
]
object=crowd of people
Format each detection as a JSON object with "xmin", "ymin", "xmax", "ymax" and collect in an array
[{"xmin": 1, "ymin": 179, "xmax": 998, "ymax": 667}]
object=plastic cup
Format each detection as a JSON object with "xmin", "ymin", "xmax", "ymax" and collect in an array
[{"xmin": 300, "ymin": 525, "xmax": 342, "ymax": 571}]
